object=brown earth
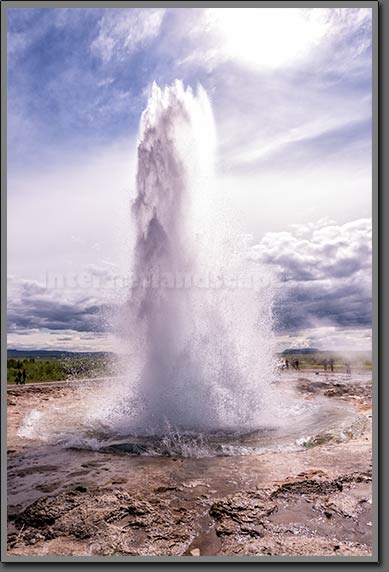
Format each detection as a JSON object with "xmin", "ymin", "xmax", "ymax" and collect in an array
[{"xmin": 7, "ymin": 370, "xmax": 373, "ymax": 558}]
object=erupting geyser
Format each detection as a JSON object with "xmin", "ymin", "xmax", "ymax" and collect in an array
[
  {"xmin": 113, "ymin": 80, "xmax": 276, "ymax": 435},
  {"xmin": 20, "ymin": 81, "xmax": 293, "ymax": 454},
  {"xmin": 17, "ymin": 81, "xmax": 366, "ymax": 457}
]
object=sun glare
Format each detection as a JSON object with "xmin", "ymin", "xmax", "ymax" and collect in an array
[{"xmin": 207, "ymin": 8, "xmax": 329, "ymax": 70}]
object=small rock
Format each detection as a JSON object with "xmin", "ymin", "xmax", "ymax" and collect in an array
[
  {"xmin": 190, "ymin": 548, "xmax": 201, "ymax": 556},
  {"xmin": 75, "ymin": 485, "xmax": 87, "ymax": 493},
  {"xmin": 111, "ymin": 477, "xmax": 128, "ymax": 485}
]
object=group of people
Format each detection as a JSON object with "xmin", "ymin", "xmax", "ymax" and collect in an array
[
  {"xmin": 280, "ymin": 358, "xmax": 352, "ymax": 374},
  {"xmin": 14, "ymin": 369, "xmax": 27, "ymax": 385}
]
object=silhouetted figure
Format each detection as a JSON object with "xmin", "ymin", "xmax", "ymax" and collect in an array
[
  {"xmin": 285, "ymin": 360, "xmax": 289, "ymax": 370},
  {"xmin": 329, "ymin": 358, "xmax": 334, "ymax": 372},
  {"xmin": 345, "ymin": 360, "xmax": 351, "ymax": 375},
  {"xmin": 22, "ymin": 369, "xmax": 27, "ymax": 384},
  {"xmin": 15, "ymin": 371, "xmax": 22, "ymax": 385},
  {"xmin": 323, "ymin": 359, "xmax": 328, "ymax": 372},
  {"xmin": 294, "ymin": 359, "xmax": 299, "ymax": 370}
]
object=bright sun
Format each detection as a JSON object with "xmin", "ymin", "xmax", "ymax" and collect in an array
[{"xmin": 207, "ymin": 8, "xmax": 330, "ymax": 70}]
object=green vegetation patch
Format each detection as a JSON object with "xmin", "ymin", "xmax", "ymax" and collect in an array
[{"xmin": 7, "ymin": 355, "xmax": 112, "ymax": 384}]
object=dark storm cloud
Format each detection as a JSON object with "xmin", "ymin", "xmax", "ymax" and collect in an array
[
  {"xmin": 272, "ymin": 274, "xmax": 372, "ymax": 332},
  {"xmin": 251, "ymin": 218, "xmax": 372, "ymax": 333},
  {"xmin": 7, "ymin": 278, "xmax": 113, "ymax": 334}
]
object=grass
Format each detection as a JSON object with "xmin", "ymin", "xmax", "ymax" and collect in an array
[{"xmin": 7, "ymin": 356, "xmax": 112, "ymax": 385}]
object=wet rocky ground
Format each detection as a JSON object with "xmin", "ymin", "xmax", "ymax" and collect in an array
[{"xmin": 7, "ymin": 370, "xmax": 373, "ymax": 557}]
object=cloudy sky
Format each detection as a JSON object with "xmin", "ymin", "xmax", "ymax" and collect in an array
[{"xmin": 7, "ymin": 7, "xmax": 372, "ymax": 352}]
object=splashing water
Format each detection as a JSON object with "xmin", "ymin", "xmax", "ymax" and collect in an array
[
  {"xmin": 111, "ymin": 80, "xmax": 277, "ymax": 435},
  {"xmin": 18, "ymin": 81, "xmax": 294, "ymax": 452}
]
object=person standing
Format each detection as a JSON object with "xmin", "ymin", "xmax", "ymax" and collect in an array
[
  {"xmin": 329, "ymin": 358, "xmax": 334, "ymax": 372},
  {"xmin": 22, "ymin": 369, "xmax": 27, "ymax": 384},
  {"xmin": 345, "ymin": 360, "xmax": 351, "ymax": 375}
]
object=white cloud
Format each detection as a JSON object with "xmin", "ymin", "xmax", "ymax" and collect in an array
[
  {"xmin": 229, "ymin": 114, "xmax": 371, "ymax": 169},
  {"xmin": 251, "ymin": 218, "xmax": 371, "ymax": 281},
  {"xmin": 91, "ymin": 8, "xmax": 165, "ymax": 64},
  {"xmin": 250, "ymin": 218, "xmax": 372, "ymax": 344}
]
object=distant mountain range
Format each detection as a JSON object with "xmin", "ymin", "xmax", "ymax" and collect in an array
[
  {"xmin": 281, "ymin": 348, "xmax": 320, "ymax": 355},
  {"xmin": 280, "ymin": 348, "xmax": 371, "ymax": 356},
  {"xmin": 7, "ymin": 349, "xmax": 113, "ymax": 358}
]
